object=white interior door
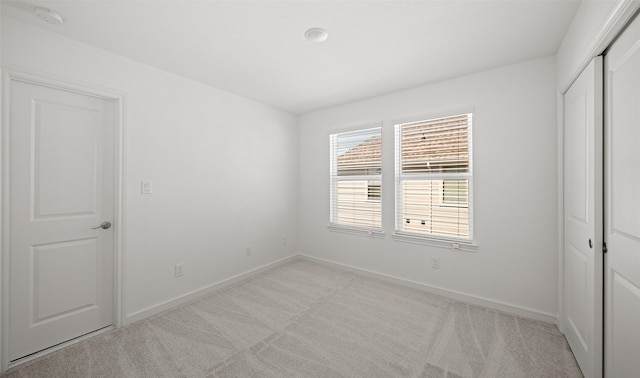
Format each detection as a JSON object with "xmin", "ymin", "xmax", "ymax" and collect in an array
[
  {"xmin": 604, "ymin": 13, "xmax": 640, "ymax": 378},
  {"xmin": 562, "ymin": 56, "xmax": 603, "ymax": 378},
  {"xmin": 9, "ymin": 79, "xmax": 115, "ymax": 362}
]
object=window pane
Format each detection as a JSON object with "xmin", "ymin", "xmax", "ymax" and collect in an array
[
  {"xmin": 401, "ymin": 114, "xmax": 470, "ymax": 174},
  {"xmin": 336, "ymin": 180, "xmax": 381, "ymax": 228},
  {"xmin": 367, "ymin": 181, "xmax": 381, "ymax": 201},
  {"xmin": 401, "ymin": 180, "xmax": 469, "ymax": 238},
  {"xmin": 336, "ymin": 128, "xmax": 381, "ymax": 176},
  {"xmin": 330, "ymin": 127, "xmax": 382, "ymax": 230},
  {"xmin": 443, "ymin": 180, "xmax": 469, "ymax": 206}
]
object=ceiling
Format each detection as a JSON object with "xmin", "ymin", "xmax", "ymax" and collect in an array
[{"xmin": 1, "ymin": 0, "xmax": 580, "ymax": 114}]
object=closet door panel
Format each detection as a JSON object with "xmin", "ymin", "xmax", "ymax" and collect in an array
[
  {"xmin": 563, "ymin": 56, "xmax": 603, "ymax": 378},
  {"xmin": 605, "ymin": 12, "xmax": 640, "ymax": 377}
]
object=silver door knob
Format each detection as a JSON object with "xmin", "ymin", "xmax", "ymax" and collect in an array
[{"xmin": 92, "ymin": 221, "xmax": 112, "ymax": 230}]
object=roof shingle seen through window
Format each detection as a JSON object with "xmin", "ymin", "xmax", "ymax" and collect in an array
[
  {"xmin": 336, "ymin": 134, "xmax": 381, "ymax": 176},
  {"xmin": 401, "ymin": 114, "xmax": 470, "ymax": 173}
]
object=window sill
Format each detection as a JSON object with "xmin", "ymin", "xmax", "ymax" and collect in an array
[
  {"xmin": 392, "ymin": 232, "xmax": 478, "ymax": 252},
  {"xmin": 328, "ymin": 224, "xmax": 385, "ymax": 238}
]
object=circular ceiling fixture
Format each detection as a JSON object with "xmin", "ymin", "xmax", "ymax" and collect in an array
[
  {"xmin": 34, "ymin": 6, "xmax": 64, "ymax": 25},
  {"xmin": 304, "ymin": 28, "xmax": 328, "ymax": 43}
]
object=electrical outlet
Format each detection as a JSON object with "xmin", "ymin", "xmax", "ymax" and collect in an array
[
  {"xmin": 431, "ymin": 257, "xmax": 440, "ymax": 269},
  {"xmin": 175, "ymin": 263, "xmax": 184, "ymax": 277},
  {"xmin": 246, "ymin": 247, "xmax": 252, "ymax": 256}
]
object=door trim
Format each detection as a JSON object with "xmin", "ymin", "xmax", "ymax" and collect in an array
[
  {"xmin": 0, "ymin": 66, "xmax": 126, "ymax": 373},
  {"xmin": 559, "ymin": 0, "xmax": 640, "ymax": 95}
]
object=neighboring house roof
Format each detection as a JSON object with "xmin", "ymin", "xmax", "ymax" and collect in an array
[
  {"xmin": 337, "ymin": 114, "xmax": 470, "ymax": 175},
  {"xmin": 401, "ymin": 114, "xmax": 469, "ymax": 172},
  {"xmin": 337, "ymin": 134, "xmax": 381, "ymax": 175}
]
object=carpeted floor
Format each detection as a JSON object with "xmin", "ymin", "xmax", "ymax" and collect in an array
[{"xmin": 2, "ymin": 259, "xmax": 582, "ymax": 377}]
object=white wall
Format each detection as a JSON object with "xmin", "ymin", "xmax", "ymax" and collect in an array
[
  {"xmin": 1, "ymin": 15, "xmax": 299, "ymax": 321},
  {"xmin": 556, "ymin": 0, "xmax": 619, "ymax": 89},
  {"xmin": 298, "ymin": 56, "xmax": 559, "ymax": 318}
]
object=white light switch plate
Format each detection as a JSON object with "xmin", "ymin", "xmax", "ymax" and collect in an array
[{"xmin": 141, "ymin": 180, "xmax": 153, "ymax": 194}]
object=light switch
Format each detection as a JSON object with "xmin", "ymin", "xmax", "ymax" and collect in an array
[{"xmin": 141, "ymin": 180, "xmax": 153, "ymax": 194}]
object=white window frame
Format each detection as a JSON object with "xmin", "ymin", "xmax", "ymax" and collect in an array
[
  {"xmin": 329, "ymin": 125, "xmax": 384, "ymax": 236},
  {"xmin": 393, "ymin": 110, "xmax": 477, "ymax": 250}
]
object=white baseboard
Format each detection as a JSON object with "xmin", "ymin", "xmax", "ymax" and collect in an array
[
  {"xmin": 124, "ymin": 253, "xmax": 557, "ymax": 327},
  {"xmin": 298, "ymin": 254, "xmax": 558, "ymax": 325},
  {"xmin": 124, "ymin": 254, "xmax": 298, "ymax": 325}
]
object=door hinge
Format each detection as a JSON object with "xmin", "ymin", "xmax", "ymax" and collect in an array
[{"xmin": 603, "ymin": 241, "xmax": 608, "ymax": 254}]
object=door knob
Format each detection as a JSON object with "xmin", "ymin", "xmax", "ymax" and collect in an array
[
  {"xmin": 588, "ymin": 238, "xmax": 593, "ymax": 248},
  {"xmin": 92, "ymin": 221, "xmax": 112, "ymax": 230}
]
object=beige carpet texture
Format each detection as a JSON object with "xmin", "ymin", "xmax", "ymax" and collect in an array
[{"xmin": 3, "ymin": 259, "xmax": 582, "ymax": 377}]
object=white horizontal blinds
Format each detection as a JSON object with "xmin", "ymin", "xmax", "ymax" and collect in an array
[
  {"xmin": 396, "ymin": 114, "xmax": 472, "ymax": 239},
  {"xmin": 401, "ymin": 179, "xmax": 470, "ymax": 237},
  {"xmin": 330, "ymin": 127, "xmax": 382, "ymax": 230},
  {"xmin": 401, "ymin": 114, "xmax": 469, "ymax": 173},
  {"xmin": 335, "ymin": 128, "xmax": 382, "ymax": 176}
]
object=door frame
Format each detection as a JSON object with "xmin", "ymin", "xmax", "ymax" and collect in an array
[{"xmin": 0, "ymin": 66, "xmax": 126, "ymax": 373}]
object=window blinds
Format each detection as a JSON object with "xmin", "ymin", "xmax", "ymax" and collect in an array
[
  {"xmin": 401, "ymin": 114, "xmax": 470, "ymax": 174},
  {"xmin": 396, "ymin": 114, "xmax": 472, "ymax": 240},
  {"xmin": 330, "ymin": 127, "xmax": 382, "ymax": 230}
]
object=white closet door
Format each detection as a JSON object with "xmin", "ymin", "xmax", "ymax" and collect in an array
[
  {"xmin": 604, "ymin": 12, "xmax": 640, "ymax": 378},
  {"xmin": 563, "ymin": 56, "xmax": 603, "ymax": 378}
]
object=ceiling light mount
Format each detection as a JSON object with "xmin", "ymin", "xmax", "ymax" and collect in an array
[
  {"xmin": 305, "ymin": 28, "xmax": 328, "ymax": 43},
  {"xmin": 34, "ymin": 6, "xmax": 64, "ymax": 25}
]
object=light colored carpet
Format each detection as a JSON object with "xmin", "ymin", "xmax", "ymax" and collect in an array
[{"xmin": 2, "ymin": 259, "xmax": 582, "ymax": 377}]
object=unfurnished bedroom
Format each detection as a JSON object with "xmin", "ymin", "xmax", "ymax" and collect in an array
[{"xmin": 1, "ymin": 0, "xmax": 639, "ymax": 377}]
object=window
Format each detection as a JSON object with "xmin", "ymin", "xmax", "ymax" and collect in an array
[
  {"xmin": 367, "ymin": 182, "xmax": 381, "ymax": 201},
  {"xmin": 329, "ymin": 127, "xmax": 382, "ymax": 231},
  {"xmin": 442, "ymin": 180, "xmax": 468, "ymax": 206},
  {"xmin": 395, "ymin": 113, "xmax": 472, "ymax": 240}
]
